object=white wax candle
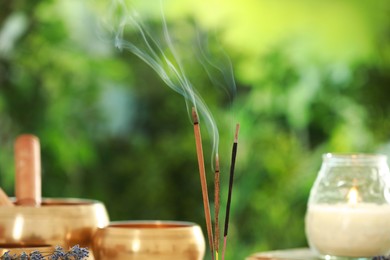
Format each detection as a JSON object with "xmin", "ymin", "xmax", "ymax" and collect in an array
[{"xmin": 305, "ymin": 203, "xmax": 390, "ymax": 257}]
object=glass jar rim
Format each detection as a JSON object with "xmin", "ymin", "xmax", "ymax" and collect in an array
[{"xmin": 323, "ymin": 153, "xmax": 387, "ymax": 162}]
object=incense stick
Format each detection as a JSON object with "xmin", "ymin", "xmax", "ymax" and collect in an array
[
  {"xmin": 192, "ymin": 107, "xmax": 214, "ymax": 260},
  {"xmin": 214, "ymin": 154, "xmax": 220, "ymax": 260},
  {"xmin": 222, "ymin": 123, "xmax": 240, "ymax": 260}
]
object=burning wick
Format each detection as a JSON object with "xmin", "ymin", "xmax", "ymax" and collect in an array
[
  {"xmin": 0, "ymin": 188, "xmax": 14, "ymax": 207},
  {"xmin": 214, "ymin": 154, "xmax": 221, "ymax": 260},
  {"xmin": 14, "ymin": 134, "xmax": 42, "ymax": 206},
  {"xmin": 192, "ymin": 107, "xmax": 215, "ymax": 260},
  {"xmin": 222, "ymin": 123, "xmax": 240, "ymax": 260}
]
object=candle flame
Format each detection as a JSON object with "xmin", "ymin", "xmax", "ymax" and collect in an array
[{"xmin": 347, "ymin": 186, "xmax": 359, "ymax": 205}]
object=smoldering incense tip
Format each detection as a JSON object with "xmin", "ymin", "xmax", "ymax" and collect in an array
[
  {"xmin": 215, "ymin": 154, "xmax": 220, "ymax": 172},
  {"xmin": 192, "ymin": 107, "xmax": 199, "ymax": 125},
  {"xmin": 234, "ymin": 123, "xmax": 240, "ymax": 143}
]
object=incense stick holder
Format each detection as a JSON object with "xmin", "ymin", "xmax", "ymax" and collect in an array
[
  {"xmin": 0, "ymin": 198, "xmax": 109, "ymax": 249},
  {"xmin": 92, "ymin": 220, "xmax": 205, "ymax": 260}
]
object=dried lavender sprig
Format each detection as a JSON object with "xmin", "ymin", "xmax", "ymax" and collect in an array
[
  {"xmin": 0, "ymin": 245, "xmax": 89, "ymax": 260},
  {"xmin": 20, "ymin": 252, "xmax": 28, "ymax": 260},
  {"xmin": 1, "ymin": 250, "xmax": 16, "ymax": 260},
  {"xmin": 50, "ymin": 246, "xmax": 66, "ymax": 260},
  {"xmin": 29, "ymin": 251, "xmax": 44, "ymax": 260},
  {"xmin": 65, "ymin": 245, "xmax": 89, "ymax": 259}
]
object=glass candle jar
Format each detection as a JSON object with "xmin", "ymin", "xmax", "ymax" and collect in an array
[{"xmin": 305, "ymin": 153, "xmax": 390, "ymax": 259}]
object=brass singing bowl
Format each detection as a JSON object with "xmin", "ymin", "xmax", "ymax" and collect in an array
[
  {"xmin": 92, "ymin": 221, "xmax": 206, "ymax": 260},
  {"xmin": 0, "ymin": 198, "xmax": 109, "ymax": 249}
]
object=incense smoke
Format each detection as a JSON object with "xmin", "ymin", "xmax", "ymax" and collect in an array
[{"xmin": 106, "ymin": 0, "xmax": 236, "ymax": 164}]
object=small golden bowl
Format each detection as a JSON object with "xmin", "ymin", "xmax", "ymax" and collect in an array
[
  {"xmin": 0, "ymin": 198, "xmax": 109, "ymax": 249},
  {"xmin": 92, "ymin": 220, "xmax": 205, "ymax": 260}
]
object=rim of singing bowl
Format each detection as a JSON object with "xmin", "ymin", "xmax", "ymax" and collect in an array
[
  {"xmin": 95, "ymin": 220, "xmax": 205, "ymax": 239},
  {"xmin": 0, "ymin": 197, "xmax": 109, "ymax": 227},
  {"xmin": 0, "ymin": 197, "xmax": 108, "ymax": 213},
  {"xmin": 42, "ymin": 197, "xmax": 103, "ymax": 205},
  {"xmin": 7, "ymin": 197, "xmax": 105, "ymax": 206},
  {"xmin": 108, "ymin": 220, "xmax": 199, "ymax": 229}
]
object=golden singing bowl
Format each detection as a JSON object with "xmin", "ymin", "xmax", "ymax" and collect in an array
[
  {"xmin": 0, "ymin": 198, "xmax": 109, "ymax": 249},
  {"xmin": 92, "ymin": 221, "xmax": 206, "ymax": 260}
]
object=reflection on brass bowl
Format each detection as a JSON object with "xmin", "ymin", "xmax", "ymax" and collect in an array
[
  {"xmin": 0, "ymin": 198, "xmax": 109, "ymax": 249},
  {"xmin": 92, "ymin": 221, "xmax": 206, "ymax": 260},
  {"xmin": 0, "ymin": 244, "xmax": 54, "ymax": 257}
]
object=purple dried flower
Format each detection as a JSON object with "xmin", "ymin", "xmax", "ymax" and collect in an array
[
  {"xmin": 50, "ymin": 246, "xmax": 66, "ymax": 260},
  {"xmin": 1, "ymin": 245, "xmax": 89, "ymax": 260},
  {"xmin": 1, "ymin": 251, "xmax": 11, "ymax": 260},
  {"xmin": 1, "ymin": 251, "xmax": 15, "ymax": 260},
  {"xmin": 30, "ymin": 250, "xmax": 44, "ymax": 260},
  {"xmin": 68, "ymin": 245, "xmax": 89, "ymax": 259},
  {"xmin": 20, "ymin": 252, "xmax": 28, "ymax": 260}
]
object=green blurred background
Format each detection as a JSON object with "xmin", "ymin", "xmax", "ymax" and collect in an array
[{"xmin": 1, "ymin": 0, "xmax": 389, "ymax": 259}]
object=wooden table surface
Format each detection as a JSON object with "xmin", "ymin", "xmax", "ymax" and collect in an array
[{"xmin": 246, "ymin": 248, "xmax": 318, "ymax": 260}]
